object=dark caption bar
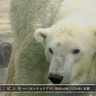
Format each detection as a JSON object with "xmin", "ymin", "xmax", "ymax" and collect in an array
[{"xmin": 0, "ymin": 84, "xmax": 96, "ymax": 93}]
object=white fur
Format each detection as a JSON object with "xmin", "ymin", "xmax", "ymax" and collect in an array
[
  {"xmin": 1, "ymin": 0, "xmax": 96, "ymax": 96},
  {"xmin": 35, "ymin": 0, "xmax": 96, "ymax": 84}
]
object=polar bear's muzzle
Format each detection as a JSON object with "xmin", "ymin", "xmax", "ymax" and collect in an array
[{"xmin": 48, "ymin": 55, "xmax": 73, "ymax": 84}]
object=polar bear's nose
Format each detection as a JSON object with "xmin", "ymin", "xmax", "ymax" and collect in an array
[{"xmin": 48, "ymin": 73, "xmax": 63, "ymax": 84}]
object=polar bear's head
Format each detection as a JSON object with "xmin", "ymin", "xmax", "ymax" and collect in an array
[{"xmin": 34, "ymin": 17, "xmax": 96, "ymax": 84}]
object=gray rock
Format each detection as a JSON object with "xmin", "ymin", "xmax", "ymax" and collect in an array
[{"xmin": 0, "ymin": 41, "xmax": 12, "ymax": 67}]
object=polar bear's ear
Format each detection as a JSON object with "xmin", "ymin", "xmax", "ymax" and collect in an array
[{"xmin": 34, "ymin": 28, "xmax": 50, "ymax": 45}]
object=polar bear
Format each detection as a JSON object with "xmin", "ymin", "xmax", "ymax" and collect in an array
[
  {"xmin": 1, "ymin": 0, "xmax": 96, "ymax": 96},
  {"xmin": 34, "ymin": 0, "xmax": 96, "ymax": 84},
  {"xmin": 35, "ymin": 16, "xmax": 96, "ymax": 84}
]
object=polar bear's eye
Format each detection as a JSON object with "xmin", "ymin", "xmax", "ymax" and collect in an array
[
  {"xmin": 73, "ymin": 49, "xmax": 80, "ymax": 54},
  {"xmin": 49, "ymin": 48, "xmax": 53, "ymax": 54}
]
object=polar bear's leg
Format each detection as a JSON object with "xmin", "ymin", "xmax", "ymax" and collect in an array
[{"xmin": 15, "ymin": 34, "xmax": 49, "ymax": 85}]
